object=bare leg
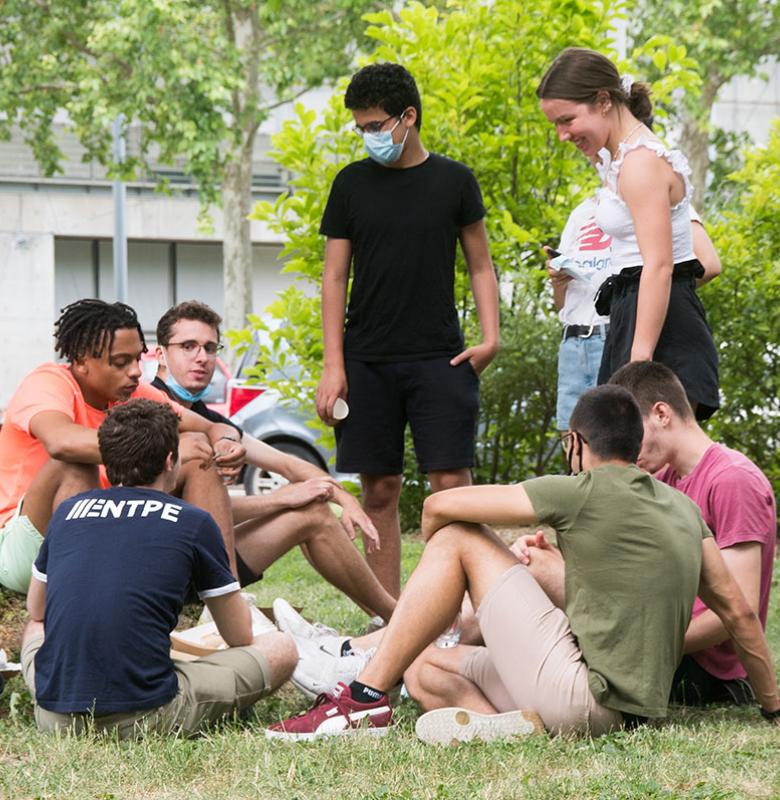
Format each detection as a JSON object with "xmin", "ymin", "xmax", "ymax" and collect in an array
[
  {"xmin": 175, "ymin": 461, "xmax": 237, "ymax": 577},
  {"xmin": 427, "ymin": 468, "xmax": 472, "ymax": 494},
  {"xmin": 234, "ymin": 502, "xmax": 396, "ymax": 621},
  {"xmin": 347, "ymin": 544, "xmax": 561, "ymax": 653},
  {"xmin": 249, "ymin": 631, "xmax": 297, "ymax": 690},
  {"xmin": 22, "ymin": 460, "xmax": 99, "ymax": 535},
  {"xmin": 458, "ymin": 595, "xmax": 483, "ymax": 646},
  {"xmin": 360, "ymin": 474, "xmax": 403, "ymax": 598},
  {"xmin": 358, "ymin": 522, "xmax": 518, "ymax": 693},
  {"xmin": 524, "ymin": 548, "xmax": 566, "ymax": 610},
  {"xmin": 348, "ymin": 628, "xmax": 385, "ymax": 652},
  {"xmin": 404, "ymin": 644, "xmax": 497, "ymax": 714}
]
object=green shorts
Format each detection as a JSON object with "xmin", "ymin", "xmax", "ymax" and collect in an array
[
  {"xmin": 22, "ymin": 633, "xmax": 273, "ymax": 739},
  {"xmin": 0, "ymin": 510, "xmax": 44, "ymax": 594}
]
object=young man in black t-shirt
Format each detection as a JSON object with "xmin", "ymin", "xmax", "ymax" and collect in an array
[
  {"xmin": 20, "ymin": 399, "xmax": 296, "ymax": 738},
  {"xmin": 315, "ymin": 63, "xmax": 500, "ymax": 597}
]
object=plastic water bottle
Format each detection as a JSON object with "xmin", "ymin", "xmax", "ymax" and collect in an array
[{"xmin": 435, "ymin": 613, "xmax": 462, "ymax": 648}]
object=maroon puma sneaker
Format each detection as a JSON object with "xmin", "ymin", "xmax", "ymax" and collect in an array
[{"xmin": 265, "ymin": 682, "xmax": 393, "ymax": 741}]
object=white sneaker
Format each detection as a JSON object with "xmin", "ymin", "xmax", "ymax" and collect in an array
[
  {"xmin": 291, "ymin": 637, "xmax": 376, "ymax": 700},
  {"xmin": 273, "ymin": 598, "xmax": 349, "ymax": 657},
  {"xmin": 415, "ymin": 707, "xmax": 545, "ymax": 745}
]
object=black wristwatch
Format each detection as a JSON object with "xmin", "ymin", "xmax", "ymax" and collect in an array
[{"xmin": 759, "ymin": 705, "xmax": 780, "ymax": 721}]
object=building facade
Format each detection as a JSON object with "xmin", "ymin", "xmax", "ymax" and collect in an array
[{"xmin": 0, "ymin": 120, "xmax": 293, "ymax": 409}]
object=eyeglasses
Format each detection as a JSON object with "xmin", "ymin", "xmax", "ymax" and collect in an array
[
  {"xmin": 353, "ymin": 114, "xmax": 401, "ymax": 136},
  {"xmin": 561, "ymin": 430, "xmax": 588, "ymax": 450},
  {"xmin": 165, "ymin": 340, "xmax": 223, "ymax": 357},
  {"xmin": 562, "ymin": 430, "xmax": 588, "ymax": 475}
]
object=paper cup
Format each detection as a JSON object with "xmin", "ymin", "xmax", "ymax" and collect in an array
[{"xmin": 333, "ymin": 398, "xmax": 349, "ymax": 421}]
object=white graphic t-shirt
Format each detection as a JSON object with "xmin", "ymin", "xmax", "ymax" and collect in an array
[{"xmin": 557, "ymin": 197, "xmax": 615, "ymax": 327}]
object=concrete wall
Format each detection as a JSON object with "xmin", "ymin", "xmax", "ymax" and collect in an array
[
  {"xmin": 0, "ymin": 233, "xmax": 56, "ymax": 409},
  {"xmin": 713, "ymin": 59, "xmax": 780, "ymax": 146},
  {"xmin": 0, "ymin": 186, "xmax": 291, "ymax": 411},
  {"xmin": 0, "ymin": 184, "xmax": 283, "ymax": 244}
]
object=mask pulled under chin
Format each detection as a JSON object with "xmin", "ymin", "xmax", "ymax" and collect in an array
[{"xmin": 165, "ymin": 374, "xmax": 209, "ymax": 403}]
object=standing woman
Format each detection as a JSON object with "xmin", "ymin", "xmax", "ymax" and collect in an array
[{"xmin": 537, "ymin": 48, "xmax": 719, "ymax": 420}]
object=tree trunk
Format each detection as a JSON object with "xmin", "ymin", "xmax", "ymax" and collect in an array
[
  {"xmin": 679, "ymin": 77, "xmax": 722, "ymax": 212},
  {"xmin": 220, "ymin": 1, "xmax": 261, "ymax": 341},
  {"xmin": 222, "ymin": 153, "xmax": 253, "ymax": 335},
  {"xmin": 681, "ymin": 111, "xmax": 710, "ymax": 212}
]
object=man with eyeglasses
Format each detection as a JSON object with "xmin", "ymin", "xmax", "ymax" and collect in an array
[
  {"xmin": 152, "ymin": 301, "xmax": 397, "ymax": 628},
  {"xmin": 0, "ymin": 299, "xmax": 246, "ymax": 595},
  {"xmin": 316, "ymin": 62, "xmax": 500, "ymax": 599}
]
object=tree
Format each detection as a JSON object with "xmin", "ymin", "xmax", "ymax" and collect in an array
[
  {"xmin": 628, "ymin": 0, "xmax": 780, "ymax": 210},
  {"xmin": 0, "ymin": 0, "xmax": 382, "ymax": 332},
  {"xmin": 243, "ymin": 0, "xmax": 699, "ymax": 526},
  {"xmin": 703, "ymin": 121, "xmax": 780, "ymax": 494}
]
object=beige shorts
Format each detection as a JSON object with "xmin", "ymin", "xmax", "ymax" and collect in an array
[
  {"xmin": 460, "ymin": 563, "xmax": 623, "ymax": 737},
  {"xmin": 22, "ymin": 633, "xmax": 272, "ymax": 739}
]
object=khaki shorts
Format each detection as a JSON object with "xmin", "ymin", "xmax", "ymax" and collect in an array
[
  {"xmin": 22, "ymin": 633, "xmax": 272, "ymax": 739},
  {"xmin": 460, "ymin": 563, "xmax": 623, "ymax": 737},
  {"xmin": 0, "ymin": 504, "xmax": 44, "ymax": 594}
]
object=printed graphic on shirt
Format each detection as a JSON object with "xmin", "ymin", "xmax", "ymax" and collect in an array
[
  {"xmin": 571, "ymin": 218, "xmax": 612, "ymax": 273},
  {"xmin": 557, "ymin": 197, "xmax": 618, "ymax": 327},
  {"xmin": 65, "ymin": 497, "xmax": 182, "ymax": 523}
]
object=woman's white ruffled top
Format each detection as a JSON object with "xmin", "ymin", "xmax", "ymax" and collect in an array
[{"xmin": 594, "ymin": 138, "xmax": 696, "ymax": 270}]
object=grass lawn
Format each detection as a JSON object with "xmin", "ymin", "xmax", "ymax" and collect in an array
[{"xmin": 1, "ymin": 536, "xmax": 779, "ymax": 800}]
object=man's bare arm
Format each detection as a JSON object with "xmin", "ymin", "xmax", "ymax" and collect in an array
[
  {"xmin": 178, "ymin": 407, "xmax": 246, "ymax": 480},
  {"xmin": 450, "ymin": 220, "xmax": 500, "ymax": 374},
  {"xmin": 234, "ymin": 435, "xmax": 379, "ymax": 549},
  {"xmin": 316, "ymin": 238, "xmax": 352, "ymax": 425},
  {"xmin": 684, "ymin": 541, "xmax": 761, "ymax": 653},
  {"xmin": 26, "ymin": 576, "xmax": 47, "ymax": 622},
  {"xmin": 697, "ymin": 538, "xmax": 780, "ymax": 716},
  {"xmin": 422, "ymin": 484, "xmax": 538, "ymax": 541},
  {"xmin": 29, "ymin": 411, "xmax": 102, "ymax": 463},
  {"xmin": 205, "ymin": 591, "xmax": 252, "ymax": 648}
]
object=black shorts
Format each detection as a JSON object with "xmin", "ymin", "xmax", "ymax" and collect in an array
[
  {"xmin": 596, "ymin": 260, "xmax": 719, "ymax": 420},
  {"xmin": 184, "ymin": 550, "xmax": 262, "ymax": 603},
  {"xmin": 236, "ymin": 550, "xmax": 263, "ymax": 587},
  {"xmin": 670, "ymin": 654, "xmax": 755, "ymax": 706},
  {"xmin": 335, "ymin": 357, "xmax": 480, "ymax": 475}
]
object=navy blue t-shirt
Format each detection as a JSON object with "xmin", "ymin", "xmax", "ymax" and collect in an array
[{"xmin": 32, "ymin": 487, "xmax": 238, "ymax": 715}]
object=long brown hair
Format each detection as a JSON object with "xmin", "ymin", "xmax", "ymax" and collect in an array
[{"xmin": 537, "ymin": 48, "xmax": 653, "ymax": 128}]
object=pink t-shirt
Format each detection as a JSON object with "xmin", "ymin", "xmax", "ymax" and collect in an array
[{"xmin": 656, "ymin": 443, "xmax": 777, "ymax": 680}]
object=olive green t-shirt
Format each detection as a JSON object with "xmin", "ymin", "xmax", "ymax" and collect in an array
[{"xmin": 523, "ymin": 464, "xmax": 711, "ymax": 718}]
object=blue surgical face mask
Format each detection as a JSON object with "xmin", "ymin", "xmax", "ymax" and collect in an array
[
  {"xmin": 165, "ymin": 372, "xmax": 210, "ymax": 403},
  {"xmin": 363, "ymin": 117, "xmax": 409, "ymax": 165},
  {"xmin": 159, "ymin": 352, "xmax": 210, "ymax": 403}
]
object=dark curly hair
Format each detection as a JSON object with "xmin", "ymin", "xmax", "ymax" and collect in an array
[
  {"xmin": 54, "ymin": 299, "xmax": 146, "ymax": 363},
  {"xmin": 345, "ymin": 63, "xmax": 423, "ymax": 130},
  {"xmin": 98, "ymin": 399, "xmax": 180, "ymax": 487},
  {"xmin": 537, "ymin": 48, "xmax": 654, "ymax": 129},
  {"xmin": 157, "ymin": 300, "xmax": 222, "ymax": 346}
]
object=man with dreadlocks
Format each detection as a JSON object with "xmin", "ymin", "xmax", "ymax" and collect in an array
[{"xmin": 0, "ymin": 299, "xmax": 246, "ymax": 594}]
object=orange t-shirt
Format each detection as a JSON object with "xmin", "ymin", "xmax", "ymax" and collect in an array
[{"xmin": 0, "ymin": 363, "xmax": 184, "ymax": 525}]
